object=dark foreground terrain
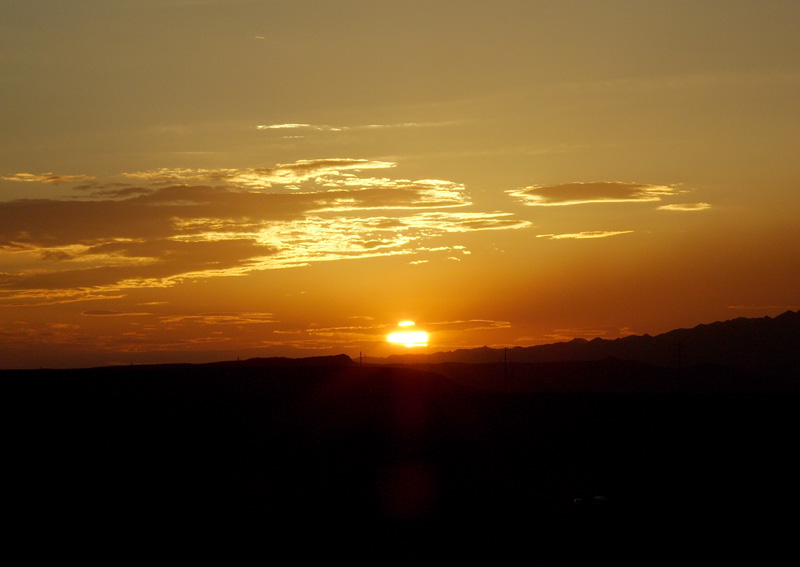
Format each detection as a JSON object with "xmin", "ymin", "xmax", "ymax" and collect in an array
[{"xmin": 4, "ymin": 356, "xmax": 799, "ymax": 559}]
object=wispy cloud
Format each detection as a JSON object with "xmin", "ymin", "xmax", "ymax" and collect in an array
[
  {"xmin": 0, "ymin": 159, "xmax": 530, "ymax": 304},
  {"xmin": 428, "ymin": 319, "xmax": 512, "ymax": 332},
  {"xmin": 82, "ymin": 310, "xmax": 152, "ymax": 317},
  {"xmin": 657, "ymin": 202, "xmax": 711, "ymax": 211},
  {"xmin": 123, "ymin": 158, "xmax": 396, "ymax": 188},
  {"xmin": 536, "ymin": 230, "xmax": 634, "ymax": 240},
  {"xmin": 2, "ymin": 172, "xmax": 95, "ymax": 184},
  {"xmin": 401, "ymin": 212, "xmax": 531, "ymax": 232},
  {"xmin": 255, "ymin": 121, "xmax": 456, "ymax": 133},
  {"xmin": 0, "ymin": 309, "xmax": 276, "ymax": 357},
  {"xmin": 257, "ymin": 123, "xmax": 340, "ymax": 131},
  {"xmin": 508, "ymin": 182, "xmax": 676, "ymax": 206},
  {"xmin": 160, "ymin": 312, "xmax": 277, "ymax": 325}
]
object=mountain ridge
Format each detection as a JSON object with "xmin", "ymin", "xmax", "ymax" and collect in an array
[{"xmin": 377, "ymin": 310, "xmax": 800, "ymax": 373}]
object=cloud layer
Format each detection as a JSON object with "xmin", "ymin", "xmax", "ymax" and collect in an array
[{"xmin": 0, "ymin": 159, "xmax": 530, "ymax": 304}]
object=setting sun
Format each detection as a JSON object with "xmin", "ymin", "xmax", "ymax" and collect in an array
[
  {"xmin": 388, "ymin": 322, "xmax": 428, "ymax": 347},
  {"xmin": 387, "ymin": 331, "xmax": 428, "ymax": 347}
]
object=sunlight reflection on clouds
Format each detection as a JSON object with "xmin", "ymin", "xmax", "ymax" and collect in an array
[{"xmin": 0, "ymin": 159, "xmax": 530, "ymax": 304}]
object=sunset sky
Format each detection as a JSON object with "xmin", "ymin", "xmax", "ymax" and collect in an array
[{"xmin": 2, "ymin": 1, "xmax": 799, "ymax": 368}]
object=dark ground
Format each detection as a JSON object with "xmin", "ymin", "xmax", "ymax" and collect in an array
[{"xmin": 3, "ymin": 359, "xmax": 799, "ymax": 560}]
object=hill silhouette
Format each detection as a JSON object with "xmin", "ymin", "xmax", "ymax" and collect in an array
[
  {"xmin": 4, "ymin": 313, "xmax": 800, "ymax": 559},
  {"xmin": 379, "ymin": 310, "xmax": 800, "ymax": 374}
]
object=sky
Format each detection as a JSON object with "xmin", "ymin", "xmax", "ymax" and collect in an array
[{"xmin": 2, "ymin": 0, "xmax": 799, "ymax": 368}]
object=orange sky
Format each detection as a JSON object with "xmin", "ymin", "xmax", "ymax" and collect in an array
[{"xmin": 2, "ymin": 1, "xmax": 799, "ymax": 368}]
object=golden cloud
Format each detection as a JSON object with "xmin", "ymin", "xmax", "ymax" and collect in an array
[
  {"xmin": 657, "ymin": 202, "xmax": 711, "ymax": 211},
  {"xmin": 160, "ymin": 312, "xmax": 277, "ymax": 325},
  {"xmin": 0, "ymin": 160, "xmax": 531, "ymax": 304},
  {"xmin": 81, "ymin": 310, "xmax": 152, "ymax": 316},
  {"xmin": 536, "ymin": 230, "xmax": 634, "ymax": 240},
  {"xmin": 2, "ymin": 172, "xmax": 96, "ymax": 184},
  {"xmin": 508, "ymin": 182, "xmax": 675, "ymax": 206},
  {"xmin": 255, "ymin": 121, "xmax": 455, "ymax": 133},
  {"xmin": 257, "ymin": 123, "xmax": 317, "ymax": 130},
  {"xmin": 122, "ymin": 159, "xmax": 396, "ymax": 188}
]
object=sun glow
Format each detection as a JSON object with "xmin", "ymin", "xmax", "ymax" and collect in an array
[
  {"xmin": 387, "ymin": 331, "xmax": 428, "ymax": 347},
  {"xmin": 388, "ymin": 321, "xmax": 428, "ymax": 347}
]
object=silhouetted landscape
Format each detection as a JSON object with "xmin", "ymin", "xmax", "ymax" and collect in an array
[
  {"xmin": 378, "ymin": 309, "xmax": 800, "ymax": 375},
  {"xmin": 5, "ymin": 1, "xmax": 800, "ymax": 560},
  {"xmin": 5, "ymin": 311, "xmax": 800, "ymax": 559}
]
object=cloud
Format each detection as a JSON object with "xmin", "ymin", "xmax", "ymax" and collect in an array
[
  {"xmin": 160, "ymin": 312, "xmax": 277, "ymax": 325},
  {"xmin": 0, "ymin": 160, "xmax": 530, "ymax": 304},
  {"xmin": 2, "ymin": 172, "xmax": 95, "ymax": 185},
  {"xmin": 39, "ymin": 249, "xmax": 75, "ymax": 262},
  {"xmin": 1, "ymin": 182, "xmax": 467, "ymax": 249},
  {"xmin": 255, "ymin": 159, "xmax": 396, "ymax": 184},
  {"xmin": 82, "ymin": 310, "xmax": 152, "ymax": 316},
  {"xmin": 1, "ymin": 235, "xmax": 279, "ymax": 299},
  {"xmin": 257, "ymin": 123, "xmax": 331, "ymax": 131},
  {"xmin": 401, "ymin": 212, "xmax": 531, "ymax": 232},
  {"xmin": 508, "ymin": 182, "xmax": 676, "ymax": 206},
  {"xmin": 428, "ymin": 319, "xmax": 512, "ymax": 332},
  {"xmin": 311, "ymin": 180, "xmax": 470, "ymax": 210},
  {"xmin": 123, "ymin": 158, "xmax": 396, "ymax": 188},
  {"xmin": 0, "ymin": 309, "xmax": 278, "ymax": 356},
  {"xmin": 536, "ymin": 230, "xmax": 634, "ymax": 240},
  {"xmin": 83, "ymin": 186, "xmax": 153, "ymax": 199},
  {"xmin": 255, "ymin": 121, "xmax": 456, "ymax": 133},
  {"xmin": 657, "ymin": 202, "xmax": 711, "ymax": 211},
  {"xmin": 122, "ymin": 158, "xmax": 396, "ymax": 188}
]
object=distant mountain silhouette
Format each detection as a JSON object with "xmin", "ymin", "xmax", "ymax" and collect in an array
[
  {"xmin": 379, "ymin": 310, "xmax": 800, "ymax": 374},
  {"xmin": 5, "ymin": 326, "xmax": 800, "ymax": 558}
]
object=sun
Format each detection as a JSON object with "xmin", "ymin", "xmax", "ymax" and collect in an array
[{"xmin": 387, "ymin": 321, "xmax": 428, "ymax": 347}]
